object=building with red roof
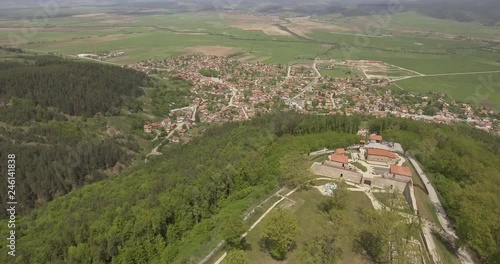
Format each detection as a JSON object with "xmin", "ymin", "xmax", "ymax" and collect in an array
[
  {"xmin": 335, "ymin": 148, "xmax": 346, "ymax": 155},
  {"xmin": 389, "ymin": 165, "xmax": 412, "ymax": 182},
  {"xmin": 326, "ymin": 154, "xmax": 349, "ymax": 169},
  {"xmin": 365, "ymin": 148, "xmax": 398, "ymax": 163},
  {"xmin": 369, "ymin": 134, "xmax": 383, "ymax": 143}
]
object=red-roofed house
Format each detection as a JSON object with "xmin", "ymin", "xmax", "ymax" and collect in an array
[
  {"xmin": 369, "ymin": 134, "xmax": 383, "ymax": 143},
  {"xmin": 389, "ymin": 165, "xmax": 412, "ymax": 182},
  {"xmin": 335, "ymin": 148, "xmax": 346, "ymax": 155},
  {"xmin": 328, "ymin": 154, "xmax": 349, "ymax": 168},
  {"xmin": 143, "ymin": 124, "xmax": 152, "ymax": 133},
  {"xmin": 365, "ymin": 148, "xmax": 398, "ymax": 163}
]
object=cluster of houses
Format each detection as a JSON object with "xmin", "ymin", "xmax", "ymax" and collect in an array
[
  {"xmin": 143, "ymin": 107, "xmax": 196, "ymax": 144},
  {"xmin": 129, "ymin": 55, "xmax": 498, "ymax": 135}
]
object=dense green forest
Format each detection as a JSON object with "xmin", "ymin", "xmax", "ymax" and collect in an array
[
  {"xmin": 0, "ymin": 118, "xmax": 140, "ymax": 217},
  {"xmin": 372, "ymin": 118, "xmax": 500, "ymax": 263},
  {"xmin": 0, "ymin": 55, "xmax": 147, "ymax": 116},
  {"xmin": 0, "ymin": 112, "xmax": 361, "ymax": 264},
  {"xmin": 0, "ymin": 53, "xmax": 149, "ymax": 216}
]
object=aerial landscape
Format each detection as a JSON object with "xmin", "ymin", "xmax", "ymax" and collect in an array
[{"xmin": 0, "ymin": 0, "xmax": 499, "ymax": 263}]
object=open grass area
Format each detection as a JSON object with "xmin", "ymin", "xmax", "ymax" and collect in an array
[
  {"xmin": 320, "ymin": 66, "xmax": 360, "ymax": 78},
  {"xmin": 329, "ymin": 11, "xmax": 500, "ymax": 40},
  {"xmin": 373, "ymin": 192, "xmax": 413, "ymax": 215},
  {"xmin": 395, "ymin": 72, "xmax": 500, "ymax": 110},
  {"xmin": 243, "ymin": 188, "xmax": 373, "ymax": 264},
  {"xmin": 351, "ymin": 161, "xmax": 367, "ymax": 172}
]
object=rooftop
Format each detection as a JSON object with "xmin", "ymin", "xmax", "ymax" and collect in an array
[
  {"xmin": 330, "ymin": 154, "xmax": 349, "ymax": 164},
  {"xmin": 366, "ymin": 148, "xmax": 397, "ymax": 159},
  {"xmin": 369, "ymin": 134, "xmax": 383, "ymax": 141},
  {"xmin": 390, "ymin": 165, "xmax": 412, "ymax": 177}
]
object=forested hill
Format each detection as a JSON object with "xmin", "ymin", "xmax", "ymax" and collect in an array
[
  {"xmin": 0, "ymin": 52, "xmax": 147, "ymax": 216},
  {"xmin": 1, "ymin": 113, "xmax": 499, "ymax": 263},
  {"xmin": 0, "ymin": 55, "xmax": 147, "ymax": 117},
  {"xmin": 0, "ymin": 113, "xmax": 361, "ymax": 264}
]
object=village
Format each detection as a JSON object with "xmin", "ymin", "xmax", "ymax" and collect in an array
[{"xmin": 131, "ymin": 55, "xmax": 499, "ymax": 143}]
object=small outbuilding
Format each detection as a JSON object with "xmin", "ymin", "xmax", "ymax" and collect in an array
[
  {"xmin": 389, "ymin": 165, "xmax": 412, "ymax": 182},
  {"xmin": 329, "ymin": 154, "xmax": 349, "ymax": 168}
]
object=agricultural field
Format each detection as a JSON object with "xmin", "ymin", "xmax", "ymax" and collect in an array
[
  {"xmin": 396, "ymin": 72, "xmax": 500, "ymax": 110},
  {"xmin": 2, "ymin": 7, "xmax": 499, "ymax": 107}
]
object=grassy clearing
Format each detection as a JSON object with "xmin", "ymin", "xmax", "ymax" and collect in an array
[
  {"xmin": 243, "ymin": 188, "xmax": 373, "ymax": 263},
  {"xmin": 351, "ymin": 161, "xmax": 367, "ymax": 172},
  {"xmin": 373, "ymin": 192, "xmax": 413, "ymax": 215},
  {"xmin": 320, "ymin": 66, "xmax": 359, "ymax": 78}
]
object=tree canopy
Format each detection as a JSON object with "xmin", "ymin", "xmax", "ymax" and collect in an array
[
  {"xmin": 0, "ymin": 56, "xmax": 146, "ymax": 117},
  {"xmin": 260, "ymin": 208, "xmax": 301, "ymax": 260}
]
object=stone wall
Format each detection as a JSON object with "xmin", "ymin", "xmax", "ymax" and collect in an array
[
  {"xmin": 323, "ymin": 160, "xmax": 346, "ymax": 169},
  {"xmin": 371, "ymin": 177, "xmax": 408, "ymax": 192},
  {"xmin": 311, "ymin": 163, "xmax": 362, "ymax": 184},
  {"xmin": 403, "ymin": 182, "xmax": 418, "ymax": 214},
  {"xmin": 367, "ymin": 155, "xmax": 390, "ymax": 163}
]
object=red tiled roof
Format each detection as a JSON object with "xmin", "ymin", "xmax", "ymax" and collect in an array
[
  {"xmin": 335, "ymin": 148, "xmax": 346, "ymax": 155},
  {"xmin": 390, "ymin": 165, "xmax": 412, "ymax": 177},
  {"xmin": 330, "ymin": 154, "xmax": 349, "ymax": 164},
  {"xmin": 367, "ymin": 148, "xmax": 397, "ymax": 159},
  {"xmin": 369, "ymin": 134, "xmax": 383, "ymax": 141}
]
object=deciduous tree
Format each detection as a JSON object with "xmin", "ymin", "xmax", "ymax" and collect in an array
[{"xmin": 260, "ymin": 208, "xmax": 301, "ymax": 260}]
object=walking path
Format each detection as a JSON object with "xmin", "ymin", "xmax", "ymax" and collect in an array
[{"xmin": 211, "ymin": 187, "xmax": 300, "ymax": 264}]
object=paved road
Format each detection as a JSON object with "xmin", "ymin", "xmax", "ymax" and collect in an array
[
  {"xmin": 292, "ymin": 59, "xmax": 321, "ymax": 99},
  {"xmin": 391, "ymin": 70, "xmax": 500, "ymax": 82}
]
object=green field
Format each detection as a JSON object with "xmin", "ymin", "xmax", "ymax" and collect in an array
[
  {"xmin": 2, "ymin": 8, "xmax": 499, "ymax": 107},
  {"xmin": 396, "ymin": 73, "xmax": 500, "ymax": 110}
]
